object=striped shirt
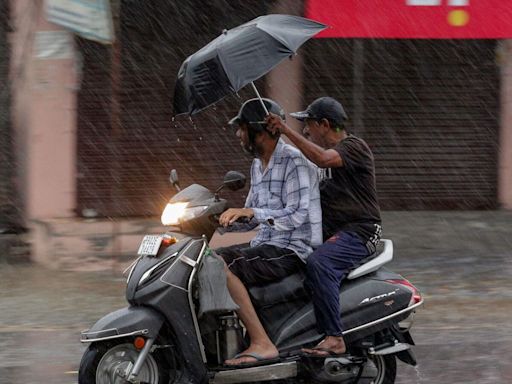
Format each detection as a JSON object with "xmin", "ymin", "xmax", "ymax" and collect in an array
[{"xmin": 243, "ymin": 139, "xmax": 322, "ymax": 261}]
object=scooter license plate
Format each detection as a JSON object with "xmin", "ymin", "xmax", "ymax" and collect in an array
[{"xmin": 137, "ymin": 235, "xmax": 163, "ymax": 256}]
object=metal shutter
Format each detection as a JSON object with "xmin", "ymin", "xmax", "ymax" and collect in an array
[
  {"xmin": 76, "ymin": 1, "xmax": 266, "ymax": 217},
  {"xmin": 304, "ymin": 39, "xmax": 499, "ymax": 209},
  {"xmin": 0, "ymin": 1, "xmax": 17, "ymax": 225}
]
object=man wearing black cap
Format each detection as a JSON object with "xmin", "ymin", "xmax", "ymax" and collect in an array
[{"xmin": 266, "ymin": 97, "xmax": 382, "ymax": 356}]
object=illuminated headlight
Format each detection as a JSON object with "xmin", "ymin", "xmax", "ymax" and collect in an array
[{"xmin": 161, "ymin": 203, "xmax": 208, "ymax": 225}]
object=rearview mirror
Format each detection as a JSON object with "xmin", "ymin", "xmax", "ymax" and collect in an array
[{"xmin": 223, "ymin": 171, "xmax": 246, "ymax": 191}]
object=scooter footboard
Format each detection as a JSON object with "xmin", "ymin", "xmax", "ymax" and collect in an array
[{"xmin": 80, "ymin": 306, "xmax": 165, "ymax": 343}]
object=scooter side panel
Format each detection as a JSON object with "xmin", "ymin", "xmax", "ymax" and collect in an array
[
  {"xmin": 265, "ymin": 272, "xmax": 413, "ymax": 350},
  {"xmin": 129, "ymin": 284, "xmax": 209, "ymax": 384},
  {"xmin": 160, "ymin": 239, "xmax": 205, "ymax": 289},
  {"xmin": 127, "ymin": 238, "xmax": 203, "ymax": 304},
  {"xmin": 126, "ymin": 238, "xmax": 192, "ymax": 301},
  {"xmin": 156, "ymin": 289, "xmax": 209, "ymax": 384},
  {"xmin": 338, "ymin": 279, "xmax": 412, "ymax": 329},
  {"xmin": 269, "ymin": 301, "xmax": 321, "ymax": 350},
  {"xmin": 129, "ymin": 238, "xmax": 209, "ymax": 384}
]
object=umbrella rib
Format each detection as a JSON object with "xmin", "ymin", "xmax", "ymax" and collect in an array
[
  {"xmin": 217, "ymin": 30, "xmax": 294, "ymax": 93},
  {"xmin": 257, "ymin": 27, "xmax": 297, "ymax": 54},
  {"xmin": 212, "ymin": 34, "xmax": 237, "ymax": 93}
]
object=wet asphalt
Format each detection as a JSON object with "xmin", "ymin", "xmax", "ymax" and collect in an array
[{"xmin": 1, "ymin": 211, "xmax": 511, "ymax": 383}]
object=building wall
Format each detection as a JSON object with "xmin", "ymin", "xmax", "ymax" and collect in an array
[
  {"xmin": 76, "ymin": 0, "xmax": 268, "ymax": 217},
  {"xmin": 303, "ymin": 39, "xmax": 500, "ymax": 209},
  {"xmin": 499, "ymin": 40, "xmax": 512, "ymax": 210},
  {"xmin": 9, "ymin": 0, "xmax": 78, "ymax": 220},
  {"xmin": 77, "ymin": 8, "xmax": 501, "ymax": 215},
  {"xmin": 21, "ymin": 0, "xmax": 500, "ymax": 217},
  {"xmin": 0, "ymin": 0, "xmax": 16, "ymax": 226}
]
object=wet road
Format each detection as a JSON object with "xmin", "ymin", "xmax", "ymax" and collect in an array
[
  {"xmin": 1, "ymin": 212, "xmax": 512, "ymax": 383},
  {"xmin": 0, "ymin": 264, "xmax": 126, "ymax": 384}
]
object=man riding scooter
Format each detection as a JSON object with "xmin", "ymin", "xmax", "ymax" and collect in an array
[
  {"xmin": 266, "ymin": 96, "xmax": 382, "ymax": 357},
  {"xmin": 79, "ymin": 97, "xmax": 421, "ymax": 383},
  {"xmin": 216, "ymin": 97, "xmax": 322, "ymax": 366}
]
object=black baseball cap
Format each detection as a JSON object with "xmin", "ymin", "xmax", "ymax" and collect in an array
[{"xmin": 290, "ymin": 97, "xmax": 348, "ymax": 126}]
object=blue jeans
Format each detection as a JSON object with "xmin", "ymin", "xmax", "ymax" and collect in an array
[{"xmin": 305, "ymin": 231, "xmax": 370, "ymax": 337}]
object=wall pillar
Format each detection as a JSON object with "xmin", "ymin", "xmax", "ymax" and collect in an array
[
  {"xmin": 9, "ymin": 0, "xmax": 78, "ymax": 221},
  {"xmin": 499, "ymin": 40, "xmax": 512, "ymax": 210},
  {"xmin": 266, "ymin": 0, "xmax": 304, "ymax": 133}
]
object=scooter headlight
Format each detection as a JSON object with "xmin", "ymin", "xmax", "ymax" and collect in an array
[
  {"xmin": 161, "ymin": 202, "xmax": 188, "ymax": 225},
  {"xmin": 161, "ymin": 203, "xmax": 208, "ymax": 225}
]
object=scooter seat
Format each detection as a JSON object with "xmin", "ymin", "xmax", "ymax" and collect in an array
[
  {"xmin": 248, "ymin": 271, "xmax": 308, "ymax": 308},
  {"xmin": 248, "ymin": 242, "xmax": 387, "ymax": 308}
]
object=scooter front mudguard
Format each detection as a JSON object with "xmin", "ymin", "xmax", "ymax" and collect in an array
[{"xmin": 80, "ymin": 306, "xmax": 164, "ymax": 343}]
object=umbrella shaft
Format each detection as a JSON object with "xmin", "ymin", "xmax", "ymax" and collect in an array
[{"xmin": 251, "ymin": 82, "xmax": 269, "ymax": 116}]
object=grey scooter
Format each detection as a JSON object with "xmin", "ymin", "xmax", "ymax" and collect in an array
[{"xmin": 78, "ymin": 170, "xmax": 423, "ymax": 384}]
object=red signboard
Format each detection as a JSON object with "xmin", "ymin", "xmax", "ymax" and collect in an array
[{"xmin": 306, "ymin": 0, "xmax": 512, "ymax": 39}]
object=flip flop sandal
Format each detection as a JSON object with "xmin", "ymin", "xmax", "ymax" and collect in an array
[
  {"xmin": 301, "ymin": 347, "xmax": 348, "ymax": 358},
  {"xmin": 223, "ymin": 352, "xmax": 281, "ymax": 368}
]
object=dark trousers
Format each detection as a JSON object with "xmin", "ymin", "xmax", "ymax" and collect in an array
[
  {"xmin": 215, "ymin": 243, "xmax": 303, "ymax": 287},
  {"xmin": 305, "ymin": 231, "xmax": 370, "ymax": 337}
]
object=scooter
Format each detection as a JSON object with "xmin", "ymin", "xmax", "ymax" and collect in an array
[{"xmin": 79, "ymin": 170, "xmax": 423, "ymax": 384}]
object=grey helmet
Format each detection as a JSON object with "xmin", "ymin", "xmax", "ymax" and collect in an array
[{"xmin": 229, "ymin": 98, "xmax": 285, "ymax": 133}]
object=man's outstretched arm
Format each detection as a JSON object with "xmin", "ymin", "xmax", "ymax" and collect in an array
[{"xmin": 266, "ymin": 113, "xmax": 343, "ymax": 168}]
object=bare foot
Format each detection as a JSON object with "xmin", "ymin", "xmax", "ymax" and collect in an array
[
  {"xmin": 302, "ymin": 336, "xmax": 346, "ymax": 357},
  {"xmin": 225, "ymin": 343, "xmax": 279, "ymax": 366}
]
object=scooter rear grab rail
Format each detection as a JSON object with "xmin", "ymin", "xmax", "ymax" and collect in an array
[{"xmin": 347, "ymin": 239, "xmax": 393, "ymax": 280}]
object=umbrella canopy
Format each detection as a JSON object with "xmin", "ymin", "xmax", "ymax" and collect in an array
[{"xmin": 173, "ymin": 14, "xmax": 327, "ymax": 116}]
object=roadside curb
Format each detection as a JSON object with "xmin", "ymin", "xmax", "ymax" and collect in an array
[
  {"xmin": 4, "ymin": 210, "xmax": 511, "ymax": 271},
  {"xmin": 0, "ymin": 233, "xmax": 31, "ymax": 264}
]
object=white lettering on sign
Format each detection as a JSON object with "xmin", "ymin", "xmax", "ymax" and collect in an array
[
  {"xmin": 406, "ymin": 0, "xmax": 441, "ymax": 5},
  {"xmin": 407, "ymin": 0, "xmax": 469, "ymax": 5}
]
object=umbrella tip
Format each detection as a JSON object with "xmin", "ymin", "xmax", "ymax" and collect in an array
[{"xmin": 222, "ymin": 29, "xmax": 228, "ymax": 35}]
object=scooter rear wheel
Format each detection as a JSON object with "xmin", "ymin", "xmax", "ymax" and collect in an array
[
  {"xmin": 315, "ymin": 354, "xmax": 395, "ymax": 384},
  {"xmin": 78, "ymin": 340, "xmax": 171, "ymax": 384},
  {"xmin": 368, "ymin": 355, "xmax": 396, "ymax": 384}
]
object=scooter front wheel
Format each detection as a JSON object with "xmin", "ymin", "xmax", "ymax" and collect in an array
[{"xmin": 78, "ymin": 340, "xmax": 170, "ymax": 384}]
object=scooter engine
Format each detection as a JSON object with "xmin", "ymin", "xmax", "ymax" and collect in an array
[{"xmin": 305, "ymin": 356, "xmax": 366, "ymax": 383}]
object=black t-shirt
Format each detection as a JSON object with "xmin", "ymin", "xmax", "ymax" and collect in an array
[{"xmin": 319, "ymin": 135, "xmax": 382, "ymax": 247}]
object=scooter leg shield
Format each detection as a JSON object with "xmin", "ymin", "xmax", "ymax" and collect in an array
[{"xmin": 81, "ymin": 306, "xmax": 165, "ymax": 342}]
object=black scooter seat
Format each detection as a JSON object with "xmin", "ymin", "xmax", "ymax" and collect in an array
[
  {"xmin": 247, "ymin": 249, "xmax": 380, "ymax": 308},
  {"xmin": 248, "ymin": 271, "xmax": 308, "ymax": 308}
]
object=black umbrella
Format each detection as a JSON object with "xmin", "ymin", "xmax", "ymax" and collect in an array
[{"xmin": 173, "ymin": 14, "xmax": 327, "ymax": 116}]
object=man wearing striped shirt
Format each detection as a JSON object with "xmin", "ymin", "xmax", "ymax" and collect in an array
[{"xmin": 216, "ymin": 98, "xmax": 321, "ymax": 366}]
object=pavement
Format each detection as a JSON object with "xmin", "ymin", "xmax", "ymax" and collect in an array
[
  {"xmin": 2, "ymin": 210, "xmax": 512, "ymax": 268},
  {"xmin": 1, "ymin": 210, "xmax": 512, "ymax": 383},
  {"xmin": 381, "ymin": 210, "xmax": 512, "ymax": 266}
]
